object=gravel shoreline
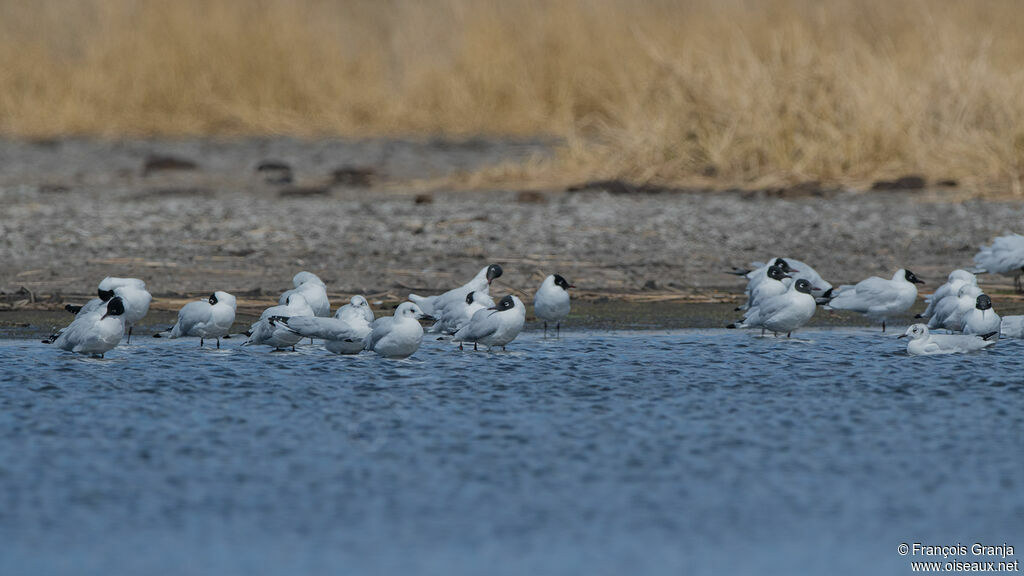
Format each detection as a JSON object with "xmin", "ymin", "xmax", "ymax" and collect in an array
[{"xmin": 2, "ymin": 138, "xmax": 1023, "ymax": 305}]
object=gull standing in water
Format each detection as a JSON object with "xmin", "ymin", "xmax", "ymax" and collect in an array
[
  {"xmin": 973, "ymin": 233, "xmax": 1024, "ymax": 292},
  {"xmin": 732, "ymin": 257, "xmax": 832, "ymax": 300},
  {"xmin": 917, "ymin": 269, "xmax": 977, "ymax": 320},
  {"xmin": 156, "ymin": 291, "xmax": 237, "ymax": 348},
  {"xmin": 961, "ymin": 294, "xmax": 1001, "ymax": 337},
  {"xmin": 899, "ymin": 324, "xmax": 997, "ymax": 356},
  {"xmin": 409, "ymin": 264, "xmax": 503, "ymax": 316},
  {"xmin": 271, "ymin": 294, "xmax": 376, "ymax": 355},
  {"xmin": 52, "ymin": 297, "xmax": 127, "ymax": 357},
  {"xmin": 824, "ymin": 269, "xmax": 924, "ymax": 332},
  {"xmin": 65, "ymin": 277, "xmax": 151, "ymax": 344},
  {"xmin": 727, "ymin": 279, "xmax": 817, "ymax": 337},
  {"xmin": 429, "ymin": 290, "xmax": 492, "ymax": 335},
  {"xmin": 364, "ymin": 302, "xmax": 435, "ymax": 359},
  {"xmin": 738, "ymin": 265, "xmax": 791, "ymax": 312},
  {"xmin": 533, "ymin": 274, "xmax": 573, "ymax": 338},
  {"xmin": 244, "ymin": 294, "xmax": 314, "ymax": 350},
  {"xmin": 279, "ymin": 271, "xmax": 331, "ymax": 318},
  {"xmin": 334, "ymin": 295, "xmax": 375, "ymax": 324},
  {"xmin": 928, "ymin": 284, "xmax": 982, "ymax": 333},
  {"xmin": 453, "ymin": 295, "xmax": 526, "ymax": 351},
  {"xmin": 999, "ymin": 315, "xmax": 1024, "ymax": 339}
]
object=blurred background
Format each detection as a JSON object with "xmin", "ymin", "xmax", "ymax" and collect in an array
[{"xmin": 2, "ymin": 0, "xmax": 1023, "ymax": 191}]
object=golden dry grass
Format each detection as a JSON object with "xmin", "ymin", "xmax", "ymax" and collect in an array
[{"xmin": 1, "ymin": 0, "xmax": 1023, "ymax": 190}]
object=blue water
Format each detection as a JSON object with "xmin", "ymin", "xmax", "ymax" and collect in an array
[{"xmin": 1, "ymin": 329, "xmax": 1022, "ymax": 576}]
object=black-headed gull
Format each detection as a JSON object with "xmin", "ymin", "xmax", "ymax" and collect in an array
[
  {"xmin": 453, "ymin": 295, "xmax": 526, "ymax": 351},
  {"xmin": 961, "ymin": 294, "xmax": 1001, "ymax": 337},
  {"xmin": 728, "ymin": 278, "xmax": 817, "ymax": 337},
  {"xmin": 66, "ymin": 277, "xmax": 151, "ymax": 343},
  {"xmin": 156, "ymin": 291, "xmax": 237, "ymax": 348},
  {"xmin": 533, "ymin": 274, "xmax": 573, "ymax": 338},
  {"xmin": 279, "ymin": 271, "xmax": 330, "ymax": 318},
  {"xmin": 244, "ymin": 294, "xmax": 315, "ymax": 350},
  {"xmin": 917, "ymin": 269, "xmax": 977, "ymax": 320},
  {"xmin": 409, "ymin": 264, "xmax": 503, "ymax": 316},
  {"xmin": 732, "ymin": 257, "xmax": 832, "ymax": 299},
  {"xmin": 364, "ymin": 302, "xmax": 435, "ymax": 359},
  {"xmin": 973, "ymin": 233, "xmax": 1024, "ymax": 291},
  {"xmin": 429, "ymin": 290, "xmax": 493, "ymax": 335},
  {"xmin": 51, "ymin": 297, "xmax": 126, "ymax": 357},
  {"xmin": 824, "ymin": 269, "xmax": 923, "ymax": 332},
  {"xmin": 899, "ymin": 324, "xmax": 997, "ymax": 355},
  {"xmin": 737, "ymin": 264, "xmax": 791, "ymax": 311}
]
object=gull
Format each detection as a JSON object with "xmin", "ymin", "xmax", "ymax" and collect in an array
[
  {"xmin": 899, "ymin": 324, "xmax": 997, "ymax": 356},
  {"xmin": 737, "ymin": 264, "xmax": 791, "ymax": 311},
  {"xmin": 65, "ymin": 277, "xmax": 151, "ymax": 343},
  {"xmin": 962, "ymin": 294, "xmax": 1001, "ymax": 337},
  {"xmin": 824, "ymin": 269, "xmax": 924, "ymax": 331},
  {"xmin": 51, "ymin": 297, "xmax": 127, "ymax": 357},
  {"xmin": 279, "ymin": 271, "xmax": 331, "ymax": 317},
  {"xmin": 916, "ymin": 270, "xmax": 977, "ymax": 320},
  {"xmin": 155, "ymin": 291, "xmax": 237, "ymax": 348},
  {"xmin": 270, "ymin": 313, "xmax": 372, "ymax": 355},
  {"xmin": 364, "ymin": 302, "xmax": 435, "ymax": 359},
  {"xmin": 533, "ymin": 274, "xmax": 573, "ymax": 338},
  {"xmin": 244, "ymin": 294, "xmax": 314, "ymax": 350},
  {"xmin": 727, "ymin": 279, "xmax": 817, "ymax": 337},
  {"xmin": 267, "ymin": 294, "xmax": 375, "ymax": 355},
  {"xmin": 429, "ymin": 290, "xmax": 493, "ymax": 335},
  {"xmin": 973, "ymin": 233, "xmax": 1024, "ymax": 291},
  {"xmin": 928, "ymin": 284, "xmax": 982, "ymax": 333},
  {"xmin": 731, "ymin": 257, "xmax": 832, "ymax": 299},
  {"xmin": 999, "ymin": 316, "xmax": 1024, "ymax": 339},
  {"xmin": 409, "ymin": 264, "xmax": 503, "ymax": 316},
  {"xmin": 334, "ymin": 295, "xmax": 375, "ymax": 324},
  {"xmin": 453, "ymin": 295, "xmax": 526, "ymax": 351}
]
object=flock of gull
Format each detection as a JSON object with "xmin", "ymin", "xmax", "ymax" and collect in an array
[
  {"xmin": 40, "ymin": 233, "xmax": 1024, "ymax": 358},
  {"xmin": 43, "ymin": 264, "xmax": 573, "ymax": 359}
]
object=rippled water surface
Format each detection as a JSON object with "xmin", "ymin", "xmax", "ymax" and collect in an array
[{"xmin": 2, "ymin": 329, "xmax": 1022, "ymax": 576}]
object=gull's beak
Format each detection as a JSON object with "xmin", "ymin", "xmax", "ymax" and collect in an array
[
  {"xmin": 569, "ymin": 284, "xmax": 576, "ymax": 289},
  {"xmin": 897, "ymin": 334, "xmax": 908, "ymax": 339}
]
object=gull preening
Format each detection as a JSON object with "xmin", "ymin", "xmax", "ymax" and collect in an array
[
  {"xmin": 65, "ymin": 277, "xmax": 151, "ymax": 344},
  {"xmin": 728, "ymin": 278, "xmax": 817, "ymax": 337},
  {"xmin": 364, "ymin": 302, "xmax": 435, "ymax": 359},
  {"xmin": 899, "ymin": 324, "xmax": 997, "ymax": 356},
  {"xmin": 917, "ymin": 270, "xmax": 977, "ymax": 320},
  {"xmin": 52, "ymin": 297, "xmax": 127, "ymax": 357},
  {"xmin": 156, "ymin": 291, "xmax": 237, "ymax": 348},
  {"xmin": 534, "ymin": 274, "xmax": 573, "ymax": 338},
  {"xmin": 245, "ymin": 293, "xmax": 314, "ymax": 350},
  {"xmin": 824, "ymin": 269, "xmax": 924, "ymax": 331},
  {"xmin": 279, "ymin": 271, "xmax": 331, "ymax": 318},
  {"xmin": 973, "ymin": 233, "xmax": 1024, "ymax": 291},
  {"xmin": 927, "ymin": 284, "xmax": 982, "ymax": 333},
  {"xmin": 453, "ymin": 294, "xmax": 526, "ymax": 350}
]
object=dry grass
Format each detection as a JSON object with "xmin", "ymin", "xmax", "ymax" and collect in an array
[{"xmin": 1, "ymin": 0, "xmax": 1023, "ymax": 190}]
